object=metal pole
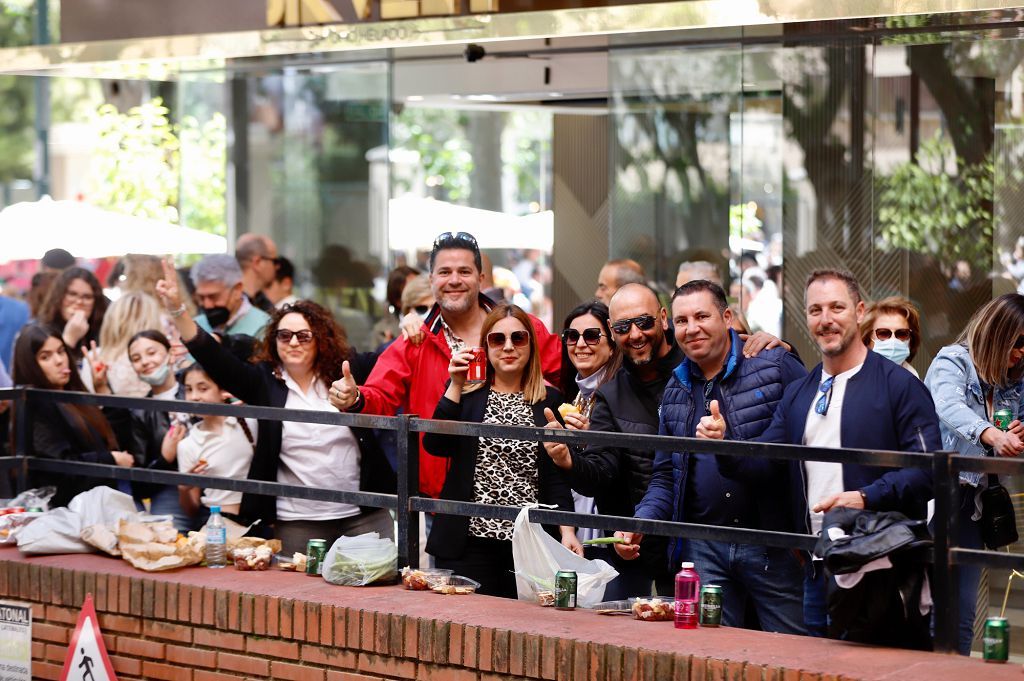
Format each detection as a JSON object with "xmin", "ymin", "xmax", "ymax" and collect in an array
[
  {"xmin": 32, "ymin": 0, "xmax": 50, "ymax": 198},
  {"xmin": 931, "ymin": 450, "xmax": 958, "ymax": 653},
  {"xmin": 395, "ymin": 414, "xmax": 420, "ymax": 569},
  {"xmin": 12, "ymin": 388, "xmax": 30, "ymax": 494}
]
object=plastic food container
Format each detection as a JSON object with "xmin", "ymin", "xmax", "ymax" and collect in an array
[
  {"xmin": 432, "ymin": 575, "xmax": 481, "ymax": 595},
  {"xmin": 628, "ymin": 597, "xmax": 675, "ymax": 621},
  {"xmin": 401, "ymin": 567, "xmax": 454, "ymax": 590}
]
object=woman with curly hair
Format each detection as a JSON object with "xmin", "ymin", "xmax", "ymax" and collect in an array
[
  {"xmin": 156, "ymin": 260, "xmax": 395, "ymax": 553},
  {"xmin": 39, "ymin": 267, "xmax": 109, "ymax": 391}
]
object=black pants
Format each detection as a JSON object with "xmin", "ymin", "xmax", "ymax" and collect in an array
[{"xmin": 435, "ymin": 536, "xmax": 517, "ymax": 599}]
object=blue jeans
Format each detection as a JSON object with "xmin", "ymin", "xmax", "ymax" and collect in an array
[
  {"xmin": 955, "ymin": 485, "xmax": 984, "ymax": 656},
  {"xmin": 803, "ymin": 562, "xmax": 828, "ymax": 637},
  {"xmin": 683, "ymin": 539, "xmax": 807, "ymax": 635}
]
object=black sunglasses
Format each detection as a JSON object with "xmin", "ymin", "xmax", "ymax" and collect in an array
[
  {"xmin": 562, "ymin": 328, "xmax": 605, "ymax": 346},
  {"xmin": 274, "ymin": 329, "xmax": 314, "ymax": 344},
  {"xmin": 611, "ymin": 314, "xmax": 657, "ymax": 336},
  {"xmin": 874, "ymin": 328, "xmax": 912, "ymax": 342},
  {"xmin": 432, "ymin": 231, "xmax": 478, "ymax": 249},
  {"xmin": 413, "ymin": 305, "xmax": 431, "ymax": 315},
  {"xmin": 486, "ymin": 330, "xmax": 530, "ymax": 349}
]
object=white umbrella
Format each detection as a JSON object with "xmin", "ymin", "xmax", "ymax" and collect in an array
[
  {"xmin": 388, "ymin": 196, "xmax": 554, "ymax": 251},
  {"xmin": 0, "ymin": 197, "xmax": 227, "ymax": 263}
]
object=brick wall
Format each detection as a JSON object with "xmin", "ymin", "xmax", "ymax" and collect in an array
[{"xmin": 0, "ymin": 547, "xmax": 1014, "ymax": 681}]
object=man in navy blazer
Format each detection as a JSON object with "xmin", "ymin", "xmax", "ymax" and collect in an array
[{"xmin": 698, "ymin": 268, "xmax": 941, "ymax": 637}]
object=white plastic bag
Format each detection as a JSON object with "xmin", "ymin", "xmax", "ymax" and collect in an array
[
  {"xmin": 321, "ymin": 532, "xmax": 398, "ymax": 586},
  {"xmin": 511, "ymin": 504, "xmax": 618, "ymax": 607},
  {"xmin": 17, "ymin": 487, "xmax": 141, "ymax": 554}
]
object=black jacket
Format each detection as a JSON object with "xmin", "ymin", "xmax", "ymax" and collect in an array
[
  {"xmin": 422, "ymin": 385, "xmax": 574, "ymax": 560},
  {"xmin": 126, "ymin": 384, "xmax": 186, "ymax": 501},
  {"xmin": 184, "ymin": 327, "xmax": 395, "ymax": 526},
  {"xmin": 29, "ymin": 400, "xmax": 118, "ymax": 507}
]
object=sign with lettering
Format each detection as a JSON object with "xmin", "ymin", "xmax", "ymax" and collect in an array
[
  {"xmin": 0, "ymin": 601, "xmax": 31, "ymax": 681},
  {"xmin": 59, "ymin": 595, "xmax": 117, "ymax": 681}
]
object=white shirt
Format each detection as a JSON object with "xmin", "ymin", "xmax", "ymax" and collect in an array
[
  {"xmin": 277, "ymin": 370, "xmax": 362, "ymax": 521},
  {"xmin": 803, "ymin": 363, "xmax": 863, "ymax": 535},
  {"xmin": 177, "ymin": 417, "xmax": 257, "ymax": 509}
]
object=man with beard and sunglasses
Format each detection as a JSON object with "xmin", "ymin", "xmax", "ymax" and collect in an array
[
  {"xmin": 328, "ymin": 231, "xmax": 561, "ymax": 502},
  {"xmin": 698, "ymin": 269, "xmax": 940, "ymax": 638},
  {"xmin": 613, "ymin": 280, "xmax": 808, "ymax": 633}
]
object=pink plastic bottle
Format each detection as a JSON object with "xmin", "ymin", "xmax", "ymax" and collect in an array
[{"xmin": 674, "ymin": 561, "xmax": 700, "ymax": 629}]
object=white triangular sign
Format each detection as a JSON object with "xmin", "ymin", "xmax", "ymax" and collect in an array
[{"xmin": 60, "ymin": 595, "xmax": 118, "ymax": 681}]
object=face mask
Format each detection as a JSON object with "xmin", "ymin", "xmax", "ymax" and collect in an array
[
  {"xmin": 873, "ymin": 338, "xmax": 911, "ymax": 366},
  {"xmin": 204, "ymin": 306, "xmax": 231, "ymax": 329},
  {"xmin": 139, "ymin": 362, "xmax": 171, "ymax": 387}
]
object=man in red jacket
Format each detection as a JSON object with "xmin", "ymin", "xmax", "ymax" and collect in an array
[{"xmin": 329, "ymin": 231, "xmax": 562, "ymax": 499}]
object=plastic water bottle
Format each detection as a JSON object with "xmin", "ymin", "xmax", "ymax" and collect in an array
[
  {"xmin": 205, "ymin": 506, "xmax": 227, "ymax": 568},
  {"xmin": 674, "ymin": 561, "xmax": 700, "ymax": 629}
]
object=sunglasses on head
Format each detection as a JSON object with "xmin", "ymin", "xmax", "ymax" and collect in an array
[
  {"xmin": 874, "ymin": 328, "xmax": 912, "ymax": 342},
  {"xmin": 486, "ymin": 330, "xmax": 531, "ymax": 349},
  {"xmin": 562, "ymin": 328, "xmax": 605, "ymax": 346},
  {"xmin": 274, "ymin": 329, "xmax": 314, "ymax": 344},
  {"xmin": 611, "ymin": 314, "xmax": 657, "ymax": 336},
  {"xmin": 432, "ymin": 231, "xmax": 478, "ymax": 249},
  {"xmin": 1015, "ymin": 335, "xmax": 1024, "ymax": 351}
]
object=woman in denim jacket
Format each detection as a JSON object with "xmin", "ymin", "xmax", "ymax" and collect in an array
[{"xmin": 924, "ymin": 293, "xmax": 1024, "ymax": 655}]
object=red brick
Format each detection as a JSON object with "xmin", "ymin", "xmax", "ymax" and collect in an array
[
  {"xmin": 417, "ymin": 664, "xmax": 477, "ymax": 681},
  {"xmin": 672, "ymin": 653, "xmax": 691, "ymax": 681},
  {"xmin": 327, "ymin": 673, "xmax": 385, "ymax": 681},
  {"xmin": 360, "ymin": 610, "xmax": 375, "ymax": 651},
  {"xmin": 44, "ymin": 643, "xmax": 65, "ymax": 663},
  {"xmin": 31, "ymin": 661, "xmax": 62, "ymax": 681},
  {"xmin": 586, "ymin": 642, "xmax": 602, "ymax": 681},
  {"xmin": 320, "ymin": 604, "xmax": 334, "ymax": 645},
  {"xmin": 448, "ymin": 622, "xmax": 464, "ymax": 667},
  {"xmin": 202, "ymin": 586, "xmax": 215, "ymax": 627},
  {"xmin": 194, "ymin": 672, "xmax": 245, "ymax": 681},
  {"xmin": 556, "ymin": 638, "xmax": 574, "ymax": 680},
  {"xmin": 304, "ymin": 602, "xmax": 321, "ymax": 643},
  {"xmin": 143, "ymin": 660, "xmax": 193, "ymax": 680},
  {"xmin": 745, "ymin": 664, "xmax": 766, "ymax": 681},
  {"xmin": 226, "ymin": 591, "xmax": 240, "ymax": 630},
  {"xmin": 218, "ymin": 651, "xmax": 270, "ymax": 676},
  {"xmin": 280, "ymin": 598, "xmax": 295, "ymax": 639},
  {"xmin": 478, "ymin": 627, "xmax": 493, "ymax": 672},
  {"xmin": 691, "ymin": 657, "xmax": 707, "ymax": 681},
  {"xmin": 97, "ymin": 613, "xmax": 141, "ymax": 635},
  {"xmin": 269, "ymin": 596, "xmax": 282, "ymax": 639},
  {"xmin": 194, "ymin": 628, "xmax": 245, "ymax": 651},
  {"xmin": 167, "ymin": 643, "xmax": 218, "ymax": 669},
  {"xmin": 293, "ymin": 599, "xmax": 307, "ymax": 640},
  {"xmin": 44, "ymin": 604, "xmax": 76, "ymax": 624},
  {"xmin": 144, "ymin": 620, "xmax": 193, "ymax": 643},
  {"xmin": 357, "ymin": 652, "xmax": 416, "ymax": 679},
  {"xmin": 214, "ymin": 589, "xmax": 229, "ymax": 630},
  {"xmin": 239, "ymin": 594, "xmax": 254, "ymax": 634},
  {"xmin": 246, "ymin": 637, "xmax": 299, "ymax": 659},
  {"xmin": 117, "ymin": 575, "xmax": 130, "ymax": 613},
  {"xmin": 301, "ymin": 643, "xmax": 358, "ymax": 669},
  {"xmin": 154, "ymin": 580, "xmax": 167, "ymax": 619},
  {"xmin": 253, "ymin": 595, "xmax": 267, "ymax": 636},
  {"xmin": 102, "ymin": 633, "xmax": 117, "ymax": 652},
  {"xmin": 179, "ymin": 583, "xmax": 194, "ymax": 622},
  {"xmin": 374, "ymin": 612, "xmax": 390, "ymax": 654},
  {"xmin": 799, "ymin": 673, "xmax": 822, "ymax": 681},
  {"xmin": 388, "ymin": 613, "xmax": 405, "ymax": 658},
  {"xmin": 32, "ymin": 640, "xmax": 46, "ymax": 660},
  {"xmin": 110, "ymin": 654, "xmax": 144, "ymax": 676},
  {"xmin": 404, "ymin": 616, "xmax": 419, "ymax": 659},
  {"xmin": 272, "ymin": 660, "xmax": 326, "ymax": 681},
  {"xmin": 34, "ymin": 622, "xmax": 68, "ymax": 644},
  {"xmin": 492, "ymin": 629, "xmax": 509, "ymax": 673},
  {"xmin": 523, "ymin": 633, "xmax": 540, "ymax": 679},
  {"xmin": 190, "ymin": 585, "xmax": 204, "ymax": 625},
  {"xmin": 540, "ymin": 633, "xmax": 557, "ymax": 680},
  {"xmin": 116, "ymin": 637, "xmax": 166, "ymax": 659}
]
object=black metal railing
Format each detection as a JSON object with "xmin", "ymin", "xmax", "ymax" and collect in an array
[{"xmin": 1, "ymin": 385, "xmax": 1022, "ymax": 654}]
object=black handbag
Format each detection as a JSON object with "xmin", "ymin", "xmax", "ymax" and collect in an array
[{"xmin": 980, "ymin": 471, "xmax": 1018, "ymax": 550}]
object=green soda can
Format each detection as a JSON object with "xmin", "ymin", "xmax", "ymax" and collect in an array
[
  {"xmin": 306, "ymin": 539, "xmax": 328, "ymax": 576},
  {"xmin": 554, "ymin": 570, "xmax": 577, "ymax": 610},
  {"xmin": 699, "ymin": 585, "xmax": 722, "ymax": 627},
  {"xmin": 994, "ymin": 409, "xmax": 1013, "ymax": 431},
  {"xmin": 983, "ymin": 617, "xmax": 1009, "ymax": 663}
]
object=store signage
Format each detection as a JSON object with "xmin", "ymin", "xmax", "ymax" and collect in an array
[
  {"xmin": 267, "ymin": 0, "xmax": 499, "ymax": 26},
  {"xmin": 0, "ymin": 601, "xmax": 31, "ymax": 681}
]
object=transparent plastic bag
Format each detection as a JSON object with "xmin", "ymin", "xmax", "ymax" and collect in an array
[
  {"xmin": 321, "ymin": 532, "xmax": 398, "ymax": 586},
  {"xmin": 3, "ymin": 486, "xmax": 57, "ymax": 512}
]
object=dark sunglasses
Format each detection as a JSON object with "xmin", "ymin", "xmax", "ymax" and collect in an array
[
  {"xmin": 413, "ymin": 305, "xmax": 431, "ymax": 315},
  {"xmin": 874, "ymin": 328, "xmax": 912, "ymax": 342},
  {"xmin": 274, "ymin": 329, "xmax": 314, "ymax": 344},
  {"xmin": 486, "ymin": 330, "xmax": 530, "ymax": 349},
  {"xmin": 562, "ymin": 328, "xmax": 605, "ymax": 346},
  {"xmin": 1015, "ymin": 335, "xmax": 1024, "ymax": 351},
  {"xmin": 432, "ymin": 231, "xmax": 478, "ymax": 249},
  {"xmin": 611, "ymin": 314, "xmax": 657, "ymax": 336}
]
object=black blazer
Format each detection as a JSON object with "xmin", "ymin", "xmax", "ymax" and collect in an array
[
  {"xmin": 29, "ymin": 399, "xmax": 118, "ymax": 507},
  {"xmin": 184, "ymin": 327, "xmax": 395, "ymax": 526},
  {"xmin": 422, "ymin": 385, "xmax": 574, "ymax": 560}
]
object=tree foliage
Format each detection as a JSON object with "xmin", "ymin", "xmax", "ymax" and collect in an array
[{"xmin": 0, "ymin": 2, "xmax": 35, "ymax": 182}]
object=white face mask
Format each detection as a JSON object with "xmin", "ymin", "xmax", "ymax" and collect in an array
[
  {"xmin": 873, "ymin": 338, "xmax": 911, "ymax": 366},
  {"xmin": 138, "ymin": 362, "xmax": 171, "ymax": 387}
]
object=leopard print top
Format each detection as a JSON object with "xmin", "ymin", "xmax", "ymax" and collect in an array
[{"xmin": 468, "ymin": 390, "xmax": 539, "ymax": 540}]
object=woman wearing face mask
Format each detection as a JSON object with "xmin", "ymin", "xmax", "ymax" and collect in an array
[
  {"xmin": 424, "ymin": 302, "xmax": 578, "ymax": 597},
  {"xmin": 924, "ymin": 293, "xmax": 1024, "ymax": 655},
  {"xmin": 860, "ymin": 296, "xmax": 922, "ymax": 377},
  {"xmin": 39, "ymin": 267, "xmax": 109, "ymax": 392},
  {"xmin": 11, "ymin": 325, "xmax": 134, "ymax": 507},
  {"xmin": 125, "ymin": 330, "xmax": 193, "ymax": 531}
]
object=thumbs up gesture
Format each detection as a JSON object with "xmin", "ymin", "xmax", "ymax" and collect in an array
[
  {"xmin": 696, "ymin": 399, "xmax": 727, "ymax": 440},
  {"xmin": 329, "ymin": 360, "xmax": 360, "ymax": 411}
]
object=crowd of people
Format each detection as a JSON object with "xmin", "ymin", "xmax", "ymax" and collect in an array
[{"xmin": 1, "ymin": 231, "xmax": 1022, "ymax": 656}]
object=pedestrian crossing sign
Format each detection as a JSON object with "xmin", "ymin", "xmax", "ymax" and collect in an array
[{"xmin": 60, "ymin": 595, "xmax": 117, "ymax": 681}]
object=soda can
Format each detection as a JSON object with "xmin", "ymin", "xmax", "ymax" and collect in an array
[
  {"xmin": 994, "ymin": 409, "xmax": 1013, "ymax": 431},
  {"xmin": 699, "ymin": 585, "xmax": 722, "ymax": 627},
  {"xmin": 983, "ymin": 617, "xmax": 1009, "ymax": 663},
  {"xmin": 554, "ymin": 570, "xmax": 578, "ymax": 610},
  {"xmin": 466, "ymin": 347, "xmax": 487, "ymax": 383},
  {"xmin": 306, "ymin": 539, "xmax": 328, "ymax": 576}
]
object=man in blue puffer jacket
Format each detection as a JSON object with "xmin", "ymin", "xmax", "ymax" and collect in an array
[{"xmin": 616, "ymin": 280, "xmax": 808, "ymax": 633}]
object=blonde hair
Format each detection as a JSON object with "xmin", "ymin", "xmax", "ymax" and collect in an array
[
  {"xmin": 99, "ymin": 292, "xmax": 164, "ymax": 361},
  {"xmin": 469, "ymin": 302, "xmax": 546, "ymax": 404},
  {"xmin": 957, "ymin": 293, "xmax": 1024, "ymax": 388},
  {"xmin": 400, "ymin": 274, "xmax": 432, "ymax": 315},
  {"xmin": 122, "ymin": 254, "xmax": 196, "ymax": 315}
]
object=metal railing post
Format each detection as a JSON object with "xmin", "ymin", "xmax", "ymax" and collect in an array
[
  {"xmin": 12, "ymin": 387, "xmax": 30, "ymax": 494},
  {"xmin": 931, "ymin": 450, "xmax": 958, "ymax": 653},
  {"xmin": 395, "ymin": 414, "xmax": 420, "ymax": 569}
]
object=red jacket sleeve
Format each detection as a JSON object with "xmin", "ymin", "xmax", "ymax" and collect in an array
[
  {"xmin": 358, "ymin": 337, "xmax": 417, "ymax": 415},
  {"xmin": 531, "ymin": 314, "xmax": 562, "ymax": 386}
]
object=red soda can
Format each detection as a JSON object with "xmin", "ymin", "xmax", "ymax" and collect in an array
[{"xmin": 466, "ymin": 347, "xmax": 487, "ymax": 383}]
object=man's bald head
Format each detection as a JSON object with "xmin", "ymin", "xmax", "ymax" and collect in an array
[
  {"xmin": 609, "ymin": 282, "xmax": 660, "ymax": 319},
  {"xmin": 608, "ymin": 283, "xmax": 669, "ymax": 369}
]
